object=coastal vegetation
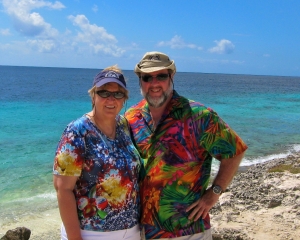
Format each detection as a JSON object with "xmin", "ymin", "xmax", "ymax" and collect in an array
[{"xmin": 267, "ymin": 160, "xmax": 300, "ymax": 174}]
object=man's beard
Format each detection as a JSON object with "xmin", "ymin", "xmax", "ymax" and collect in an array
[{"xmin": 141, "ymin": 82, "xmax": 173, "ymax": 108}]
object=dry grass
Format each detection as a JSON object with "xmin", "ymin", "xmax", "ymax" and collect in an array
[{"xmin": 268, "ymin": 163, "xmax": 300, "ymax": 174}]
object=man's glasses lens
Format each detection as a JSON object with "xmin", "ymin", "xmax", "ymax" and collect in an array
[
  {"xmin": 96, "ymin": 90, "xmax": 125, "ymax": 99},
  {"xmin": 141, "ymin": 74, "xmax": 169, "ymax": 82}
]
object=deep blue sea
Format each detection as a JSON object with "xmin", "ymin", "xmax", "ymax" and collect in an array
[{"xmin": 1, "ymin": 65, "xmax": 300, "ymax": 226}]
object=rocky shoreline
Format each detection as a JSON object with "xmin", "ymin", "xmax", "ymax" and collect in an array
[
  {"xmin": 210, "ymin": 152, "xmax": 300, "ymax": 240},
  {"xmin": 1, "ymin": 153, "xmax": 300, "ymax": 239}
]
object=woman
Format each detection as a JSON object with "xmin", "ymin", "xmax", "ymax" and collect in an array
[{"xmin": 53, "ymin": 66, "xmax": 142, "ymax": 240}]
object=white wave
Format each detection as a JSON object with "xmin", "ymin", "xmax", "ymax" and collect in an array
[
  {"xmin": 211, "ymin": 144, "xmax": 300, "ymax": 173},
  {"xmin": 293, "ymin": 144, "xmax": 300, "ymax": 152},
  {"xmin": 241, "ymin": 144, "xmax": 300, "ymax": 166},
  {"xmin": 9, "ymin": 191, "xmax": 57, "ymax": 203}
]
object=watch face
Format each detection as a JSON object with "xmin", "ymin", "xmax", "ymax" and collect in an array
[{"xmin": 213, "ymin": 185, "xmax": 222, "ymax": 194}]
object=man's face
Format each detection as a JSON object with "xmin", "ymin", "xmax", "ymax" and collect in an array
[{"xmin": 140, "ymin": 70, "xmax": 173, "ymax": 108}]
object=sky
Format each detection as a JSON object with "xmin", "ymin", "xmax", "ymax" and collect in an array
[{"xmin": 0, "ymin": 0, "xmax": 299, "ymax": 77}]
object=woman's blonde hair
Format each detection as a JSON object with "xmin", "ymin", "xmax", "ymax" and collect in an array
[{"xmin": 88, "ymin": 65, "xmax": 129, "ymax": 109}]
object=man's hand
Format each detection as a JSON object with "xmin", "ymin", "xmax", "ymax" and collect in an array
[
  {"xmin": 186, "ymin": 188, "xmax": 220, "ymax": 221},
  {"xmin": 185, "ymin": 152, "xmax": 246, "ymax": 221}
]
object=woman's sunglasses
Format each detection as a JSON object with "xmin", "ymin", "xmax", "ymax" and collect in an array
[
  {"xmin": 96, "ymin": 90, "xmax": 125, "ymax": 99},
  {"xmin": 140, "ymin": 73, "xmax": 169, "ymax": 83}
]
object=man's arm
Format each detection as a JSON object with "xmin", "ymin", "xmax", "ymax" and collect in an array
[{"xmin": 186, "ymin": 151, "xmax": 246, "ymax": 221}]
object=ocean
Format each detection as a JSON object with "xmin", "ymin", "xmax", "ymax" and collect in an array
[{"xmin": 1, "ymin": 65, "xmax": 300, "ymax": 226}]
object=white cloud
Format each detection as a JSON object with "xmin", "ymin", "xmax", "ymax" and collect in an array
[
  {"xmin": 263, "ymin": 54, "xmax": 270, "ymax": 57},
  {"xmin": 231, "ymin": 60, "xmax": 245, "ymax": 64},
  {"xmin": 157, "ymin": 35, "xmax": 203, "ymax": 50},
  {"xmin": 131, "ymin": 42, "xmax": 138, "ymax": 48},
  {"xmin": 92, "ymin": 4, "xmax": 98, "ymax": 13},
  {"xmin": 208, "ymin": 39, "xmax": 235, "ymax": 54},
  {"xmin": 2, "ymin": 0, "xmax": 64, "ymax": 37},
  {"xmin": 92, "ymin": 44, "xmax": 124, "ymax": 56},
  {"xmin": 3, "ymin": 0, "xmax": 65, "ymax": 12},
  {"xmin": 1, "ymin": 1, "xmax": 125, "ymax": 58},
  {"xmin": 27, "ymin": 39, "xmax": 58, "ymax": 53},
  {"xmin": 0, "ymin": 28, "xmax": 11, "ymax": 36},
  {"xmin": 69, "ymin": 15, "xmax": 116, "ymax": 43},
  {"xmin": 68, "ymin": 14, "xmax": 125, "ymax": 57}
]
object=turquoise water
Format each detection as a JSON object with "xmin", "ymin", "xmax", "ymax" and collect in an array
[{"xmin": 1, "ymin": 66, "xmax": 300, "ymax": 225}]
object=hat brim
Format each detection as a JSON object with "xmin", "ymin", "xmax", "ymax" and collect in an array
[
  {"xmin": 134, "ymin": 61, "xmax": 176, "ymax": 76},
  {"xmin": 94, "ymin": 78, "xmax": 126, "ymax": 89}
]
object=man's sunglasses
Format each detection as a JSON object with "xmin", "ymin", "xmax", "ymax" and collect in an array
[
  {"xmin": 96, "ymin": 90, "xmax": 125, "ymax": 99},
  {"xmin": 140, "ymin": 73, "xmax": 169, "ymax": 83}
]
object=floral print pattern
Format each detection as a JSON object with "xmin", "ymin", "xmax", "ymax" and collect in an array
[
  {"xmin": 125, "ymin": 91, "xmax": 248, "ymax": 238},
  {"xmin": 53, "ymin": 115, "xmax": 141, "ymax": 231}
]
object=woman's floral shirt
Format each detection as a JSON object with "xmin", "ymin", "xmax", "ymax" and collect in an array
[{"xmin": 53, "ymin": 115, "xmax": 141, "ymax": 231}]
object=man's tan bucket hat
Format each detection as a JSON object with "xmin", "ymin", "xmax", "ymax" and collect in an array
[{"xmin": 134, "ymin": 51, "xmax": 176, "ymax": 76}]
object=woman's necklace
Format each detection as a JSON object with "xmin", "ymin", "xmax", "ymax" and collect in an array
[
  {"xmin": 95, "ymin": 120, "xmax": 116, "ymax": 139},
  {"xmin": 86, "ymin": 114, "xmax": 116, "ymax": 139}
]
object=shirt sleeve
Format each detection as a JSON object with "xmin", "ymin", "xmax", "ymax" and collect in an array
[
  {"xmin": 53, "ymin": 122, "xmax": 85, "ymax": 176},
  {"xmin": 199, "ymin": 108, "xmax": 248, "ymax": 160}
]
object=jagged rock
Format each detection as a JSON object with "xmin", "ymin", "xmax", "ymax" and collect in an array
[
  {"xmin": 212, "ymin": 228, "xmax": 252, "ymax": 240},
  {"xmin": 0, "ymin": 227, "xmax": 31, "ymax": 240},
  {"xmin": 211, "ymin": 152, "xmax": 300, "ymax": 239},
  {"xmin": 268, "ymin": 199, "xmax": 282, "ymax": 208},
  {"xmin": 212, "ymin": 234, "xmax": 223, "ymax": 240}
]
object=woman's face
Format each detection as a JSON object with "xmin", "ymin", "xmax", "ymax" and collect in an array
[{"xmin": 93, "ymin": 82, "xmax": 125, "ymax": 118}]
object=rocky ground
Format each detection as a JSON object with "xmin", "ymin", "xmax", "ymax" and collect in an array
[
  {"xmin": 1, "ymin": 153, "xmax": 300, "ymax": 239},
  {"xmin": 210, "ymin": 152, "xmax": 300, "ymax": 240}
]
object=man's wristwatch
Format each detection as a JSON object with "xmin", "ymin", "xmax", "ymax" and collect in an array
[{"xmin": 211, "ymin": 185, "xmax": 224, "ymax": 195}]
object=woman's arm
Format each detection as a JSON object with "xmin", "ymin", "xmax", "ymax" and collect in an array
[{"xmin": 53, "ymin": 175, "xmax": 82, "ymax": 240}]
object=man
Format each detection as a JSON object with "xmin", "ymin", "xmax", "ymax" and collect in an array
[{"xmin": 125, "ymin": 51, "xmax": 248, "ymax": 239}]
